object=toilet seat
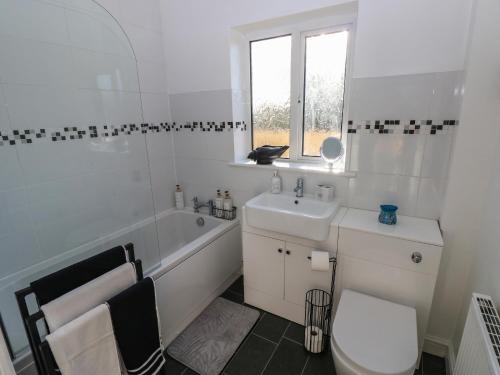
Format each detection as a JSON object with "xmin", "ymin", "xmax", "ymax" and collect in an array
[{"xmin": 332, "ymin": 290, "xmax": 418, "ymax": 375}]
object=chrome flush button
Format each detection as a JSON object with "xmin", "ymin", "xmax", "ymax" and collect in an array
[{"xmin": 411, "ymin": 252, "xmax": 423, "ymax": 264}]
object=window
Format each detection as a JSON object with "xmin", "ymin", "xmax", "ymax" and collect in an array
[
  {"xmin": 250, "ymin": 26, "xmax": 351, "ymax": 160},
  {"xmin": 250, "ymin": 35, "xmax": 292, "ymax": 158}
]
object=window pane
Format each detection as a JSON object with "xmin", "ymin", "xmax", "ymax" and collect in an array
[
  {"xmin": 251, "ymin": 35, "xmax": 291, "ymax": 158},
  {"xmin": 302, "ymin": 31, "xmax": 348, "ymax": 157}
]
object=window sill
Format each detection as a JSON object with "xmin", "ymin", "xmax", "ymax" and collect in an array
[{"xmin": 229, "ymin": 159, "xmax": 356, "ymax": 177}]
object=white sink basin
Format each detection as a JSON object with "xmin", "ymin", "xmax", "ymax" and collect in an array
[{"xmin": 244, "ymin": 192, "xmax": 340, "ymax": 241}]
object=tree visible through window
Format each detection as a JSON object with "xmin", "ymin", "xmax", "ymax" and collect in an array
[
  {"xmin": 250, "ymin": 35, "xmax": 291, "ymax": 158},
  {"xmin": 302, "ymin": 31, "xmax": 348, "ymax": 156},
  {"xmin": 250, "ymin": 27, "xmax": 350, "ymax": 160}
]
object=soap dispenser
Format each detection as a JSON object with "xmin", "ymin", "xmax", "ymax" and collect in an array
[
  {"xmin": 223, "ymin": 191, "xmax": 233, "ymax": 219},
  {"xmin": 271, "ymin": 170, "xmax": 281, "ymax": 194},
  {"xmin": 175, "ymin": 185, "xmax": 184, "ymax": 210},
  {"xmin": 215, "ymin": 189, "xmax": 223, "ymax": 217}
]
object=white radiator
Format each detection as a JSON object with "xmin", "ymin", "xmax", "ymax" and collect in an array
[{"xmin": 454, "ymin": 293, "xmax": 500, "ymax": 375}]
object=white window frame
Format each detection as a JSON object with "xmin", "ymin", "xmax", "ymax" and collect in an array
[{"xmin": 248, "ymin": 20, "xmax": 355, "ymax": 164}]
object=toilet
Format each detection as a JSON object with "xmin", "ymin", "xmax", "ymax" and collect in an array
[{"xmin": 331, "ymin": 289, "xmax": 418, "ymax": 375}]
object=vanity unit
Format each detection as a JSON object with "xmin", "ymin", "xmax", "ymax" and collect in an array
[
  {"xmin": 242, "ymin": 192, "xmax": 443, "ymax": 364},
  {"xmin": 242, "ymin": 204, "xmax": 345, "ymax": 324}
]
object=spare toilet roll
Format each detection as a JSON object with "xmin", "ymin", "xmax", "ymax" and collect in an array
[
  {"xmin": 304, "ymin": 325, "xmax": 324, "ymax": 353},
  {"xmin": 320, "ymin": 185, "xmax": 334, "ymax": 202},
  {"xmin": 310, "ymin": 251, "xmax": 330, "ymax": 271}
]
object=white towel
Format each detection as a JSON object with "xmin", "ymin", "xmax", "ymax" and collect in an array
[
  {"xmin": 0, "ymin": 329, "xmax": 15, "ymax": 375},
  {"xmin": 46, "ymin": 304, "xmax": 122, "ymax": 375},
  {"xmin": 42, "ymin": 262, "xmax": 137, "ymax": 332}
]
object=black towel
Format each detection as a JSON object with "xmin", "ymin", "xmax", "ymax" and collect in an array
[
  {"xmin": 108, "ymin": 277, "xmax": 165, "ymax": 375},
  {"xmin": 31, "ymin": 246, "xmax": 127, "ymax": 305}
]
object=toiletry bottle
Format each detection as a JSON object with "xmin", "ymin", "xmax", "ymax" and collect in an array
[
  {"xmin": 271, "ymin": 170, "xmax": 281, "ymax": 194},
  {"xmin": 175, "ymin": 185, "xmax": 184, "ymax": 210},
  {"xmin": 215, "ymin": 189, "xmax": 223, "ymax": 218},
  {"xmin": 223, "ymin": 191, "xmax": 233, "ymax": 219}
]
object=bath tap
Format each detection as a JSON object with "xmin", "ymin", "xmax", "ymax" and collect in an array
[
  {"xmin": 294, "ymin": 177, "xmax": 304, "ymax": 198},
  {"xmin": 192, "ymin": 197, "xmax": 214, "ymax": 214}
]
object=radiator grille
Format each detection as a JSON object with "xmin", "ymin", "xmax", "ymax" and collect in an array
[{"xmin": 477, "ymin": 296, "xmax": 500, "ymax": 366}]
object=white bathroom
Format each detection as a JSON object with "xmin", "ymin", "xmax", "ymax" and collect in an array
[{"xmin": 0, "ymin": 0, "xmax": 499, "ymax": 374}]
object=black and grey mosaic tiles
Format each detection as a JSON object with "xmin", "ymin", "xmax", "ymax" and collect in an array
[
  {"xmin": 347, "ymin": 119, "xmax": 458, "ymax": 135},
  {"xmin": 0, "ymin": 121, "xmax": 247, "ymax": 146}
]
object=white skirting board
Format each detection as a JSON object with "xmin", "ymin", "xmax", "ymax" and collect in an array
[{"xmin": 424, "ymin": 334, "xmax": 455, "ymax": 374}]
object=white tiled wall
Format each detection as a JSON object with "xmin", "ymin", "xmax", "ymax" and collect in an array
[
  {"xmin": 0, "ymin": 0, "xmax": 174, "ymax": 358},
  {"xmin": 169, "ymin": 70, "xmax": 462, "ymax": 220},
  {"xmin": 345, "ymin": 72, "xmax": 462, "ymax": 218}
]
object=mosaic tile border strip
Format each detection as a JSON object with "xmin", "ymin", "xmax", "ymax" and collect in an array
[
  {"xmin": 0, "ymin": 121, "xmax": 247, "ymax": 146},
  {"xmin": 347, "ymin": 119, "xmax": 458, "ymax": 135}
]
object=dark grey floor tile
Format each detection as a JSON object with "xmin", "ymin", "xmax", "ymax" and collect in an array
[
  {"xmin": 303, "ymin": 349, "xmax": 336, "ymax": 375},
  {"xmin": 253, "ymin": 313, "xmax": 289, "ymax": 343},
  {"xmin": 164, "ymin": 354, "xmax": 186, "ymax": 374},
  {"xmin": 225, "ymin": 334, "xmax": 276, "ymax": 375},
  {"xmin": 263, "ymin": 338, "xmax": 309, "ymax": 375},
  {"xmin": 183, "ymin": 369, "xmax": 198, "ymax": 375},
  {"xmin": 423, "ymin": 353, "xmax": 446, "ymax": 375},
  {"xmin": 221, "ymin": 290, "xmax": 244, "ymax": 304},
  {"xmin": 228, "ymin": 276, "xmax": 244, "ymax": 295},
  {"xmin": 284, "ymin": 322, "xmax": 304, "ymax": 345}
]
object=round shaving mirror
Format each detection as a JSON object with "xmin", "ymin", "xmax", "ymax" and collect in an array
[{"xmin": 320, "ymin": 137, "xmax": 344, "ymax": 168}]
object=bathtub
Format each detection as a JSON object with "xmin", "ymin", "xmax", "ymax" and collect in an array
[{"xmin": 149, "ymin": 210, "xmax": 242, "ymax": 345}]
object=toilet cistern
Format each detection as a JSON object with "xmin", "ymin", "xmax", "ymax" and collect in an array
[{"xmin": 294, "ymin": 177, "xmax": 304, "ymax": 197}]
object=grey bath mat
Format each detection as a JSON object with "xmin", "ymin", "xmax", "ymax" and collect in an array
[{"xmin": 167, "ymin": 297, "xmax": 260, "ymax": 375}]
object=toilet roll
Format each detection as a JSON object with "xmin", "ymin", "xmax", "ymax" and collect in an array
[
  {"xmin": 304, "ymin": 325, "xmax": 324, "ymax": 353},
  {"xmin": 310, "ymin": 251, "xmax": 330, "ymax": 271},
  {"xmin": 320, "ymin": 185, "xmax": 334, "ymax": 202}
]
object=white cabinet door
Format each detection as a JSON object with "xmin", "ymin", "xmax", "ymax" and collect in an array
[
  {"xmin": 243, "ymin": 232, "xmax": 285, "ymax": 299},
  {"xmin": 284, "ymin": 242, "xmax": 332, "ymax": 306}
]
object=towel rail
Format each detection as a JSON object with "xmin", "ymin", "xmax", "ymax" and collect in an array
[{"xmin": 15, "ymin": 243, "xmax": 142, "ymax": 375}]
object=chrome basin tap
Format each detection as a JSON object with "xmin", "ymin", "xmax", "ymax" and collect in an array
[
  {"xmin": 193, "ymin": 196, "xmax": 214, "ymax": 214},
  {"xmin": 294, "ymin": 177, "xmax": 304, "ymax": 198}
]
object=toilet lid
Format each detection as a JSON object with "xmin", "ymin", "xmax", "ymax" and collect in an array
[{"xmin": 332, "ymin": 290, "xmax": 418, "ymax": 374}]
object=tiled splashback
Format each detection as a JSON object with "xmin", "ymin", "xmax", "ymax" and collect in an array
[
  {"xmin": 347, "ymin": 120, "xmax": 458, "ymax": 135},
  {"xmin": 0, "ymin": 122, "xmax": 247, "ymax": 146},
  {"xmin": 170, "ymin": 70, "xmax": 462, "ymax": 221}
]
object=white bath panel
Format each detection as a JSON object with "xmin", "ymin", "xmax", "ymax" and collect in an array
[{"xmin": 154, "ymin": 225, "xmax": 242, "ymax": 346}]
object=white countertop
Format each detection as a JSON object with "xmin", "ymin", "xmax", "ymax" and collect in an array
[{"xmin": 340, "ymin": 208, "xmax": 444, "ymax": 247}]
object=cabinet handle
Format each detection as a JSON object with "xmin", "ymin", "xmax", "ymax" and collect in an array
[
  {"xmin": 286, "ymin": 250, "xmax": 291, "ymax": 255},
  {"xmin": 278, "ymin": 248, "xmax": 283, "ymax": 253},
  {"xmin": 411, "ymin": 252, "xmax": 423, "ymax": 264}
]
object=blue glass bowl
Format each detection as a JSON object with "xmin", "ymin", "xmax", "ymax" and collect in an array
[{"xmin": 379, "ymin": 205, "xmax": 398, "ymax": 225}]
